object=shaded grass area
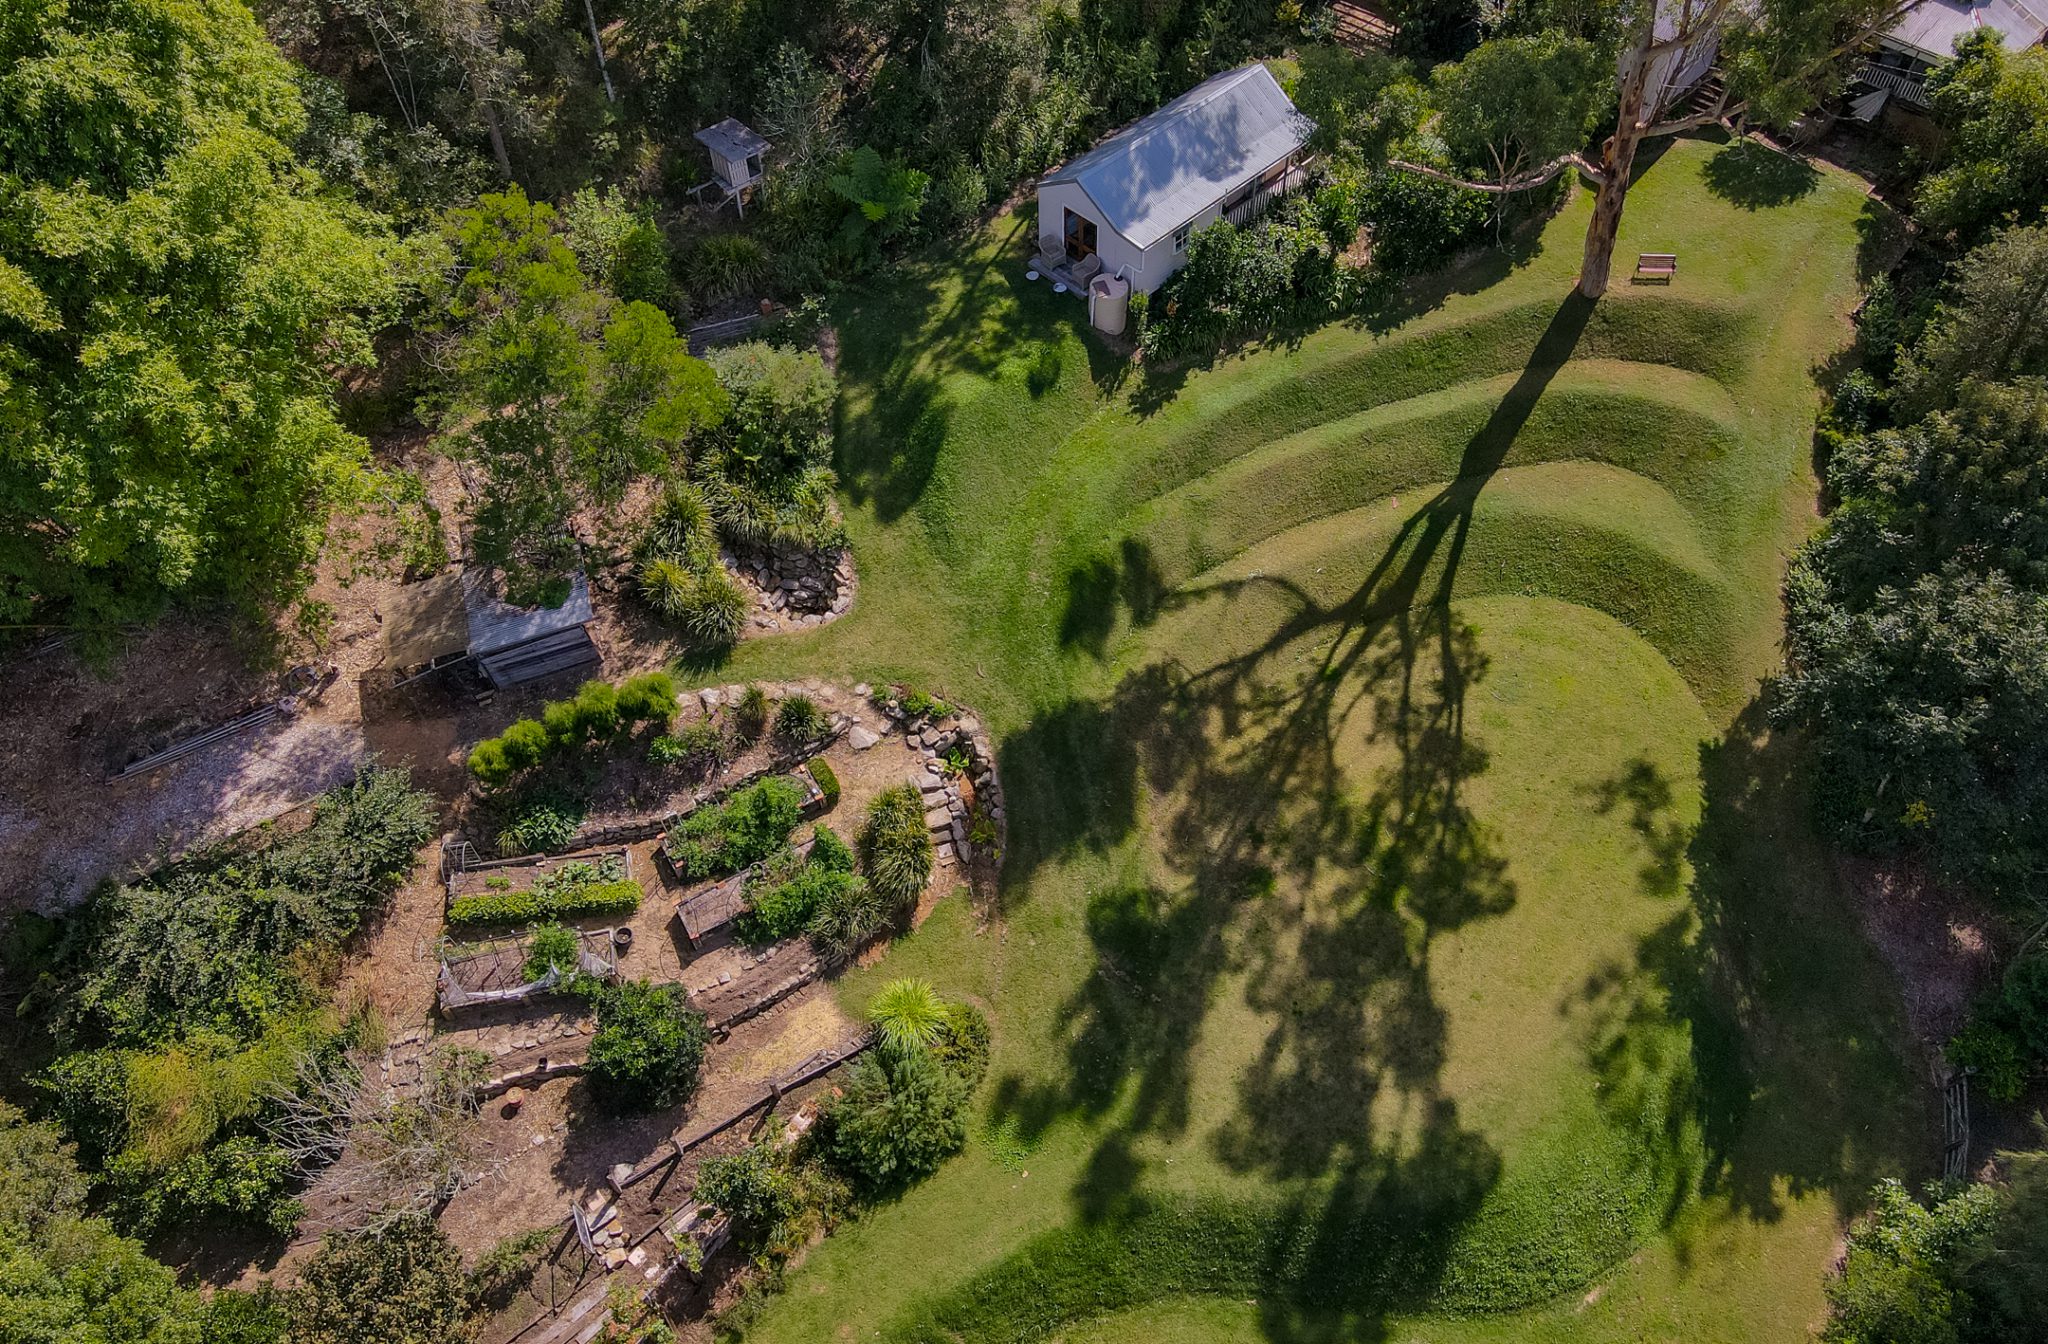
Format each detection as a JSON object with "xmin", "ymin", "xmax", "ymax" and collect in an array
[{"xmin": 716, "ymin": 139, "xmax": 1927, "ymax": 1343}]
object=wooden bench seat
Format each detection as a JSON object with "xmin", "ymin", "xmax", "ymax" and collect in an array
[{"xmin": 1635, "ymin": 252, "xmax": 1678, "ymax": 282}]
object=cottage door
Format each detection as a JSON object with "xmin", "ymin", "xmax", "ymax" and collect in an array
[{"xmin": 1063, "ymin": 208, "xmax": 1098, "ymax": 261}]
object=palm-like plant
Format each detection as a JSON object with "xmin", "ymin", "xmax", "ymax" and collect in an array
[
  {"xmin": 868, "ymin": 978, "xmax": 944, "ymax": 1053},
  {"xmin": 860, "ymin": 785, "xmax": 934, "ymax": 905}
]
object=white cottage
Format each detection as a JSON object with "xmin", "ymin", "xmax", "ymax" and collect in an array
[{"xmin": 1033, "ymin": 64, "xmax": 1314, "ymax": 297}]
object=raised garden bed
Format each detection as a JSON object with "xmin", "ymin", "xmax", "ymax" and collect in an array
[{"xmin": 437, "ymin": 927, "xmax": 620, "ymax": 1012}]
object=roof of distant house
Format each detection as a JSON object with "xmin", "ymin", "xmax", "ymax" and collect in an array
[
  {"xmin": 1039, "ymin": 64, "xmax": 1314, "ymax": 250},
  {"xmin": 1886, "ymin": 0, "xmax": 2047, "ymax": 60},
  {"xmin": 695, "ymin": 118, "xmax": 770, "ymax": 161}
]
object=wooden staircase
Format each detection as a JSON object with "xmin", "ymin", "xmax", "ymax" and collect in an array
[
  {"xmin": 1328, "ymin": 0, "xmax": 1396, "ymax": 53},
  {"xmin": 1669, "ymin": 68, "xmax": 1728, "ymax": 122}
]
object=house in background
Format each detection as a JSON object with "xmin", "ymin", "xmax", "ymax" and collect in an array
[
  {"xmin": 1849, "ymin": 0, "xmax": 2046, "ymax": 129},
  {"xmin": 1643, "ymin": 1, "xmax": 1727, "ymax": 119},
  {"xmin": 1032, "ymin": 64, "xmax": 1314, "ymax": 298}
]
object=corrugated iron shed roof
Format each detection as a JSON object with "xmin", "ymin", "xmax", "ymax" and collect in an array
[
  {"xmin": 1040, "ymin": 64, "xmax": 1313, "ymax": 250},
  {"xmin": 464, "ymin": 570, "xmax": 593, "ymax": 657}
]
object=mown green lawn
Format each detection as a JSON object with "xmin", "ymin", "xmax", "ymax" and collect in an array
[{"xmin": 713, "ymin": 136, "xmax": 1931, "ymax": 1342}]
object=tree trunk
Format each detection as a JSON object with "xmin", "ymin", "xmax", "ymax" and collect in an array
[
  {"xmin": 1578, "ymin": 28, "xmax": 1657, "ymax": 300},
  {"xmin": 483, "ymin": 103, "xmax": 513, "ymax": 180}
]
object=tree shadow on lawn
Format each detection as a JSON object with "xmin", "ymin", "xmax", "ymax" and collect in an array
[
  {"xmin": 911, "ymin": 296, "xmax": 1609, "ymax": 1340},
  {"xmin": 1567, "ymin": 708, "xmax": 1931, "ymax": 1254},
  {"xmin": 834, "ymin": 206, "xmax": 1126, "ymax": 525},
  {"xmin": 1701, "ymin": 139, "xmax": 1821, "ymax": 211}
]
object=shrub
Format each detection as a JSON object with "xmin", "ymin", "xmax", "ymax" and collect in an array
[
  {"xmin": 666, "ymin": 777, "xmax": 804, "ymax": 879},
  {"xmin": 899, "ymin": 686, "xmax": 948, "ymax": 719},
  {"xmin": 821, "ymin": 1042, "xmax": 968, "ymax": 1193},
  {"xmin": 522, "ymin": 923, "xmax": 582, "ymax": 982},
  {"xmin": 860, "ymin": 785, "xmax": 934, "ymax": 905},
  {"xmin": 682, "ymin": 564, "xmax": 750, "ymax": 646},
  {"xmin": 494, "ymin": 793, "xmax": 585, "ymax": 856},
  {"xmin": 616, "ymin": 671, "xmax": 678, "ymax": 725},
  {"xmin": 289, "ymin": 1214, "xmax": 472, "ymax": 1344},
  {"xmin": 775, "ymin": 694, "xmax": 828, "ymax": 744},
  {"xmin": 1357, "ymin": 167, "xmax": 1490, "ymax": 275},
  {"xmin": 689, "ymin": 233, "xmax": 771, "ymax": 304},
  {"xmin": 587, "ymin": 980, "xmax": 709, "ymax": 1112},
  {"xmin": 641, "ymin": 481, "xmax": 714, "ymax": 562},
  {"xmin": 806, "ymin": 871, "xmax": 887, "ymax": 962},
  {"xmin": 868, "ymin": 978, "xmax": 943, "ymax": 1052},
  {"xmin": 655, "ymin": 718, "xmax": 724, "ymax": 773},
  {"xmin": 736, "ymin": 862, "xmax": 865, "ymax": 944},
  {"xmin": 933, "ymin": 1002, "xmax": 991, "ymax": 1086},
  {"xmin": 1948, "ymin": 1017, "xmax": 2029, "ymax": 1102},
  {"xmin": 568, "ymin": 680, "xmax": 622, "ymax": 742},
  {"xmin": 499, "ymin": 719, "xmax": 550, "ymax": 771},
  {"xmin": 467, "ymin": 739, "xmax": 514, "ymax": 788},
  {"xmin": 735, "ymin": 685, "xmax": 771, "ymax": 738},
  {"xmin": 638, "ymin": 555, "xmax": 695, "ymax": 619},
  {"xmin": 696, "ymin": 1143, "xmax": 800, "ymax": 1250},
  {"xmin": 446, "ymin": 879, "xmax": 640, "ymax": 928},
  {"xmin": 810, "ymin": 824, "xmax": 853, "ymax": 873}
]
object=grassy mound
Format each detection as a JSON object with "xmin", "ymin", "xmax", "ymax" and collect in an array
[{"xmin": 720, "ymin": 137, "xmax": 1925, "ymax": 1344}]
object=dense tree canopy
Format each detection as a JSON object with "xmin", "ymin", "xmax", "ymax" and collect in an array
[
  {"xmin": 428, "ymin": 187, "xmax": 724, "ymax": 603},
  {"xmin": 1920, "ymin": 30, "xmax": 2048, "ymax": 248},
  {"xmin": 0, "ymin": 0, "xmax": 399, "ymax": 635},
  {"xmin": 1779, "ymin": 229, "xmax": 2048, "ymax": 901}
]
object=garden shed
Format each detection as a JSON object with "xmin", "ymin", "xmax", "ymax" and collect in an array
[
  {"xmin": 380, "ymin": 568, "xmax": 601, "ymax": 689},
  {"xmin": 1032, "ymin": 63, "xmax": 1313, "ymax": 296}
]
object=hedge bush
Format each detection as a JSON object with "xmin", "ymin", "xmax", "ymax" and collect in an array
[
  {"xmin": 806, "ymin": 757, "xmax": 840, "ymax": 807},
  {"xmin": 447, "ymin": 879, "xmax": 641, "ymax": 928},
  {"xmin": 467, "ymin": 674, "xmax": 679, "ymax": 787}
]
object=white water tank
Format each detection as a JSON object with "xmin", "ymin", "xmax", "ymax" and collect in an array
[{"xmin": 1089, "ymin": 273, "xmax": 1130, "ymax": 336}]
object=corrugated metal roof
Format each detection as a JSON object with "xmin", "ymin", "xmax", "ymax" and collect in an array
[
  {"xmin": 1040, "ymin": 65, "xmax": 1314, "ymax": 250},
  {"xmin": 465, "ymin": 570, "xmax": 594, "ymax": 657},
  {"xmin": 695, "ymin": 118, "xmax": 770, "ymax": 161},
  {"xmin": 1886, "ymin": 0, "xmax": 2047, "ymax": 60}
]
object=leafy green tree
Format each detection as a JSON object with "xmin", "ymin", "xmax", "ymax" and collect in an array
[
  {"xmin": 1919, "ymin": 31, "xmax": 2048, "ymax": 247},
  {"xmin": 586, "ymin": 980, "xmax": 710, "ymax": 1111},
  {"xmin": 1778, "ymin": 375, "xmax": 2048, "ymax": 898},
  {"xmin": 0, "ymin": 1102, "xmax": 86, "ymax": 1235},
  {"xmin": 821, "ymin": 1041, "xmax": 969, "ymax": 1193},
  {"xmin": 1825, "ymin": 1177, "xmax": 2001, "ymax": 1344},
  {"xmin": 1956, "ymin": 1145, "xmax": 2048, "ymax": 1340},
  {"xmin": 1893, "ymin": 225, "xmax": 2048, "ymax": 419},
  {"xmin": 561, "ymin": 185, "xmax": 673, "ymax": 307},
  {"xmin": 1393, "ymin": 0, "xmax": 1916, "ymax": 295},
  {"xmin": 0, "ymin": 0, "xmax": 398, "ymax": 635},
  {"xmin": 289, "ymin": 1214, "xmax": 475, "ymax": 1344},
  {"xmin": 1434, "ymin": 34, "xmax": 1603, "ymax": 194},
  {"xmin": 430, "ymin": 188, "xmax": 724, "ymax": 604},
  {"xmin": 0, "ymin": 1216, "xmax": 210, "ymax": 1341}
]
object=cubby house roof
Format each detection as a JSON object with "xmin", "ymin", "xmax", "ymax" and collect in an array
[{"xmin": 694, "ymin": 118, "xmax": 771, "ymax": 162}]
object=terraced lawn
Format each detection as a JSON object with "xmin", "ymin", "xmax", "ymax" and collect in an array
[{"xmin": 713, "ymin": 137, "xmax": 1931, "ymax": 1342}]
